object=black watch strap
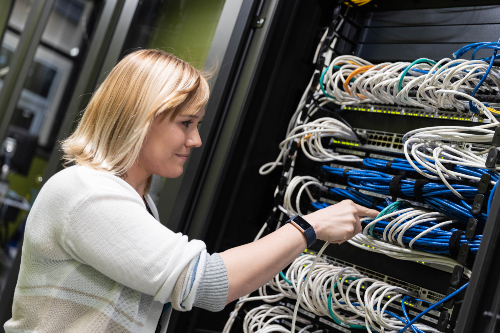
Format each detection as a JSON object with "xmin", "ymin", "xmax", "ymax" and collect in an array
[{"xmin": 287, "ymin": 215, "xmax": 317, "ymax": 248}]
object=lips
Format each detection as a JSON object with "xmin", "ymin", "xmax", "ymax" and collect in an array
[{"xmin": 176, "ymin": 154, "xmax": 189, "ymax": 161}]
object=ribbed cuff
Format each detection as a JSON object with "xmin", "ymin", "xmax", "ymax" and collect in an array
[{"xmin": 193, "ymin": 253, "xmax": 228, "ymax": 312}]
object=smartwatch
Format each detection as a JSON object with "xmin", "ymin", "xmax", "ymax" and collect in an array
[{"xmin": 286, "ymin": 215, "xmax": 317, "ymax": 248}]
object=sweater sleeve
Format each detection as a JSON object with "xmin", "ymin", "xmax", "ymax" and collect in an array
[
  {"xmin": 61, "ymin": 190, "xmax": 207, "ymax": 308},
  {"xmin": 193, "ymin": 253, "xmax": 228, "ymax": 312}
]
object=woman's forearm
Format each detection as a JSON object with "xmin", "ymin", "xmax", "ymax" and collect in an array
[
  {"xmin": 219, "ymin": 223, "xmax": 307, "ymax": 303},
  {"xmin": 218, "ymin": 200, "xmax": 378, "ymax": 304}
]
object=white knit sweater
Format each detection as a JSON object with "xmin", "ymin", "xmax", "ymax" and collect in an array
[{"xmin": 4, "ymin": 165, "xmax": 228, "ymax": 333}]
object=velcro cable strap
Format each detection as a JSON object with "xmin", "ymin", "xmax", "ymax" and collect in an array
[
  {"xmin": 449, "ymin": 230, "xmax": 464, "ymax": 259},
  {"xmin": 386, "ymin": 161, "xmax": 393, "ymax": 169},
  {"xmin": 413, "ymin": 179, "xmax": 429, "ymax": 203},
  {"xmin": 343, "ymin": 169, "xmax": 350, "ymax": 178},
  {"xmin": 372, "ymin": 198, "xmax": 381, "ymax": 209},
  {"xmin": 389, "ymin": 175, "xmax": 403, "ymax": 201}
]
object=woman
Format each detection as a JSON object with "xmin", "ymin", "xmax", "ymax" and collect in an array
[{"xmin": 4, "ymin": 49, "xmax": 377, "ymax": 333}]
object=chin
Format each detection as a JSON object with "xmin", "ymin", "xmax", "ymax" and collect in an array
[{"xmin": 160, "ymin": 167, "xmax": 184, "ymax": 179}]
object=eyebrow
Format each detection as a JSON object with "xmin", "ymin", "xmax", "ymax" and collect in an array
[{"xmin": 180, "ymin": 114, "xmax": 201, "ymax": 119}]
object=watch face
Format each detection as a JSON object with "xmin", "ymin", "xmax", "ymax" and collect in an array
[{"xmin": 292, "ymin": 216, "xmax": 310, "ymax": 230}]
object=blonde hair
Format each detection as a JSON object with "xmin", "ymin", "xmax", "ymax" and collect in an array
[{"xmin": 62, "ymin": 49, "xmax": 209, "ymax": 192}]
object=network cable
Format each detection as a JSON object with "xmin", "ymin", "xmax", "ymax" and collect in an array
[
  {"xmin": 319, "ymin": 53, "xmax": 500, "ymax": 122},
  {"xmin": 321, "ymin": 165, "xmax": 488, "ymax": 201},
  {"xmin": 402, "ymin": 123, "xmax": 499, "ymax": 198},
  {"xmin": 256, "ymin": 251, "xmax": 455, "ymax": 333}
]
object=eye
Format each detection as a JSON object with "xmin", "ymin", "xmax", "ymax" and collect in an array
[
  {"xmin": 197, "ymin": 121, "xmax": 203, "ymax": 129},
  {"xmin": 182, "ymin": 120, "xmax": 193, "ymax": 128}
]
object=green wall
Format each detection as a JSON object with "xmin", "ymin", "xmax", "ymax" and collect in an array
[{"xmin": 147, "ymin": 0, "xmax": 226, "ymax": 70}]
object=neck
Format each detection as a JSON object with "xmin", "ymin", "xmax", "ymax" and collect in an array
[{"xmin": 124, "ymin": 163, "xmax": 150, "ymax": 197}]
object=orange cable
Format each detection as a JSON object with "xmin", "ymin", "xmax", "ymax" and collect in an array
[{"xmin": 343, "ymin": 65, "xmax": 374, "ymax": 95}]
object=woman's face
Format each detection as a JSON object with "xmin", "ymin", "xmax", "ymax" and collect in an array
[{"xmin": 138, "ymin": 108, "xmax": 205, "ymax": 178}]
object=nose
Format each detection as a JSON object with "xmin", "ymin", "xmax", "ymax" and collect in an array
[{"xmin": 186, "ymin": 127, "xmax": 202, "ymax": 148}]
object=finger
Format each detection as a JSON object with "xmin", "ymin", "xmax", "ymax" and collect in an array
[
  {"xmin": 352, "ymin": 203, "xmax": 379, "ymax": 217},
  {"xmin": 353, "ymin": 215, "xmax": 362, "ymax": 236},
  {"xmin": 354, "ymin": 215, "xmax": 362, "ymax": 235}
]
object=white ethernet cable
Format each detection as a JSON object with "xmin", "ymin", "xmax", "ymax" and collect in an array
[
  {"xmin": 243, "ymin": 305, "xmax": 314, "ymax": 333},
  {"xmin": 228, "ymin": 241, "xmax": 447, "ymax": 333},
  {"xmin": 268, "ymin": 251, "xmax": 440, "ymax": 333},
  {"xmin": 347, "ymin": 213, "xmax": 472, "ymax": 278},
  {"xmin": 321, "ymin": 56, "xmax": 500, "ymax": 118},
  {"xmin": 402, "ymin": 122, "xmax": 499, "ymax": 199},
  {"xmin": 259, "ymin": 97, "xmax": 363, "ymax": 175},
  {"xmin": 283, "ymin": 175, "xmax": 325, "ymax": 216}
]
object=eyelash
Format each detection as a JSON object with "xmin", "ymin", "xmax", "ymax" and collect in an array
[{"xmin": 182, "ymin": 121, "xmax": 193, "ymax": 128}]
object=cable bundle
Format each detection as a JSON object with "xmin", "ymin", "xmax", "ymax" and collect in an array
[
  {"xmin": 243, "ymin": 305, "xmax": 316, "ymax": 333},
  {"xmin": 321, "ymin": 165, "xmax": 485, "ymax": 200},
  {"xmin": 281, "ymin": 176, "xmax": 481, "ymax": 265},
  {"xmin": 320, "ymin": 55, "xmax": 500, "ymax": 122},
  {"xmin": 328, "ymin": 185, "xmax": 487, "ymax": 224},
  {"xmin": 364, "ymin": 157, "xmax": 499, "ymax": 181},
  {"xmin": 402, "ymin": 123, "xmax": 499, "ymax": 200},
  {"xmin": 256, "ymin": 253, "xmax": 446, "ymax": 333},
  {"xmin": 259, "ymin": 99, "xmax": 362, "ymax": 175},
  {"xmin": 360, "ymin": 203, "xmax": 480, "ymax": 255}
]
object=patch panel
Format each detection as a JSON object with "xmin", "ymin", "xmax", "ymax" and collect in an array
[
  {"xmin": 331, "ymin": 129, "xmax": 404, "ymax": 153},
  {"xmin": 330, "ymin": 128, "xmax": 493, "ymax": 160},
  {"xmin": 341, "ymin": 103, "xmax": 489, "ymax": 123}
]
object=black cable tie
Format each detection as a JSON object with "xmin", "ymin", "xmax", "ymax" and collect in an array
[
  {"xmin": 486, "ymin": 148, "xmax": 500, "ymax": 168},
  {"xmin": 437, "ymin": 311, "xmax": 451, "ymax": 331},
  {"xmin": 413, "ymin": 179, "xmax": 428, "ymax": 203},
  {"xmin": 389, "ymin": 175, "xmax": 403, "ymax": 201},
  {"xmin": 492, "ymin": 127, "xmax": 500, "ymax": 147},
  {"xmin": 465, "ymin": 179, "xmax": 480, "ymax": 187},
  {"xmin": 441, "ymin": 162, "xmax": 454, "ymax": 170},
  {"xmin": 448, "ymin": 230, "xmax": 464, "ymax": 259},
  {"xmin": 443, "ymin": 287, "xmax": 457, "ymax": 309},
  {"xmin": 371, "ymin": 198, "xmax": 381, "ymax": 209},
  {"xmin": 343, "ymin": 168, "xmax": 350, "ymax": 178},
  {"xmin": 471, "ymin": 194, "xmax": 485, "ymax": 214},
  {"xmin": 386, "ymin": 161, "xmax": 393, "ymax": 169},
  {"xmin": 465, "ymin": 218, "xmax": 478, "ymax": 239},
  {"xmin": 450, "ymin": 265, "xmax": 464, "ymax": 288},
  {"xmin": 457, "ymin": 243, "xmax": 470, "ymax": 266},
  {"xmin": 478, "ymin": 174, "xmax": 491, "ymax": 194}
]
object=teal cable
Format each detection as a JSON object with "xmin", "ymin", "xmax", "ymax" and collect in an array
[
  {"xmin": 320, "ymin": 66, "xmax": 340, "ymax": 99},
  {"xmin": 368, "ymin": 201, "xmax": 404, "ymax": 237},
  {"xmin": 397, "ymin": 58, "xmax": 437, "ymax": 93},
  {"xmin": 280, "ymin": 271, "xmax": 292, "ymax": 285},
  {"xmin": 328, "ymin": 277, "xmax": 367, "ymax": 329}
]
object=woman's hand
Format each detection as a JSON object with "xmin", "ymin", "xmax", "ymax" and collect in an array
[{"xmin": 304, "ymin": 200, "xmax": 378, "ymax": 243}]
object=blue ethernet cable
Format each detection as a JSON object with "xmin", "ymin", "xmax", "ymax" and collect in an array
[
  {"xmin": 321, "ymin": 165, "xmax": 483, "ymax": 199},
  {"xmin": 364, "ymin": 158, "xmax": 498, "ymax": 183},
  {"xmin": 324, "ymin": 186, "xmax": 482, "ymax": 255},
  {"xmin": 452, "ymin": 38, "xmax": 500, "ymax": 113},
  {"xmin": 398, "ymin": 283, "xmax": 469, "ymax": 333}
]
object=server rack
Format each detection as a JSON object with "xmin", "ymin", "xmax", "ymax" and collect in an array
[{"xmin": 163, "ymin": 1, "xmax": 500, "ymax": 332}]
